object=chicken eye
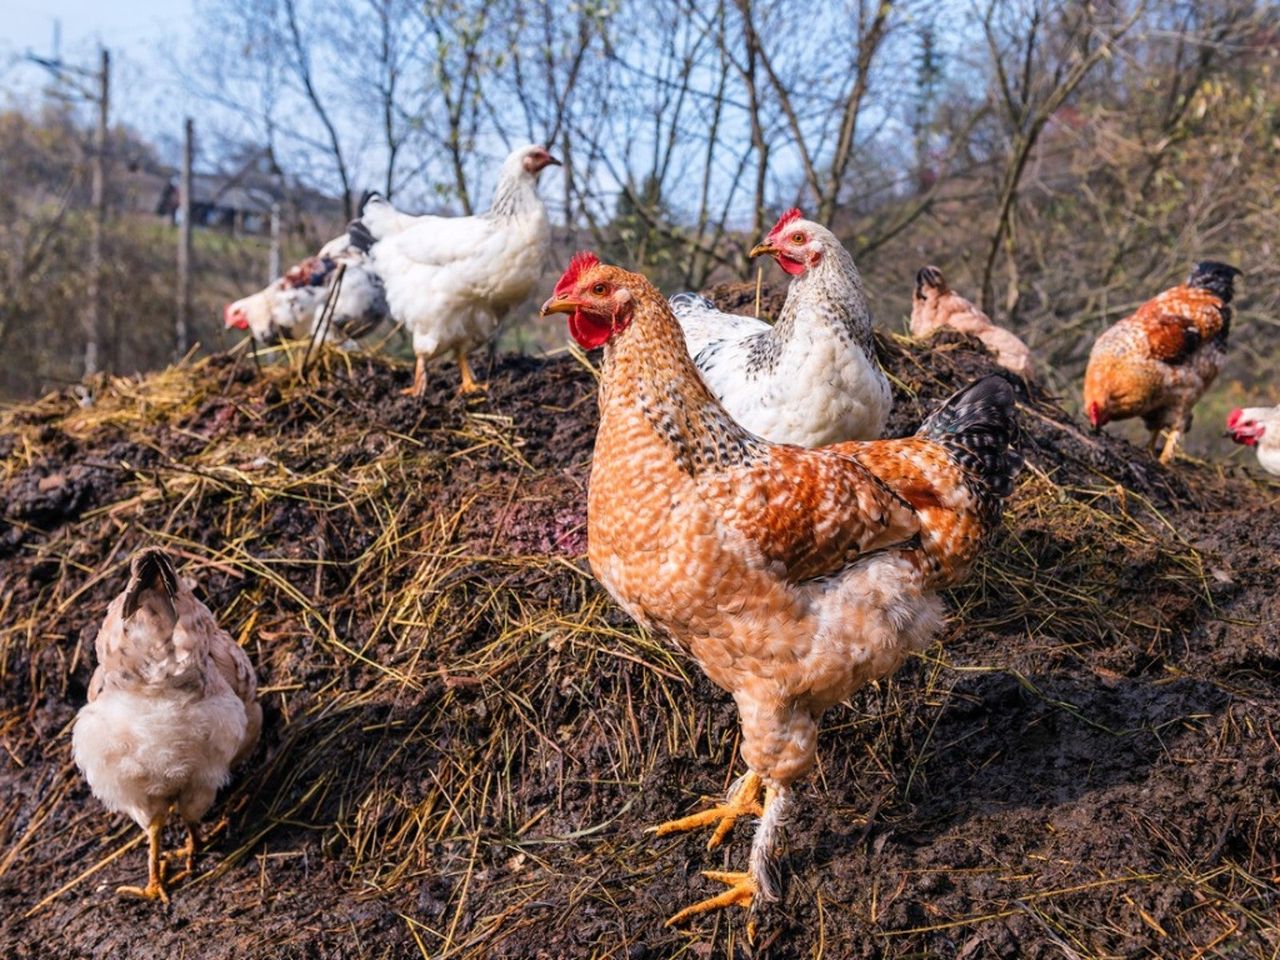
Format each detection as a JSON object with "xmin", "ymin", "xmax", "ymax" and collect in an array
[
  {"xmin": 592, "ymin": 283, "xmax": 608, "ymax": 295},
  {"xmin": 791, "ymin": 232, "xmax": 805, "ymax": 244}
]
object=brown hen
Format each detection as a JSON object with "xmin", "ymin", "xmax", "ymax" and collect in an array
[
  {"xmin": 1083, "ymin": 261, "xmax": 1241, "ymax": 463},
  {"xmin": 541, "ymin": 254, "xmax": 1021, "ymax": 930}
]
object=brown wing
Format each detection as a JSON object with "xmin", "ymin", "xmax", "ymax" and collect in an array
[
  {"xmin": 208, "ymin": 629, "xmax": 259, "ymax": 708},
  {"xmin": 1132, "ymin": 286, "xmax": 1227, "ymax": 364},
  {"xmin": 835, "ymin": 437, "xmax": 990, "ymax": 585},
  {"xmin": 702, "ymin": 444, "xmax": 920, "ymax": 582}
]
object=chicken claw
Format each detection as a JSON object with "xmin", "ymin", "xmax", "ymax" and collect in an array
[
  {"xmin": 652, "ymin": 771, "xmax": 763, "ymax": 850},
  {"xmin": 401, "ymin": 356, "xmax": 427, "ymax": 398},
  {"xmin": 162, "ymin": 821, "xmax": 201, "ymax": 883},
  {"xmin": 117, "ymin": 815, "xmax": 170, "ymax": 905},
  {"xmin": 665, "ymin": 869, "xmax": 758, "ymax": 932},
  {"xmin": 456, "ymin": 350, "xmax": 488, "ymax": 396}
]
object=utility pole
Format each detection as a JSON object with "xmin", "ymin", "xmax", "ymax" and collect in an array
[
  {"xmin": 177, "ymin": 117, "xmax": 193, "ymax": 358},
  {"xmin": 88, "ymin": 48, "xmax": 109, "ymax": 376},
  {"xmin": 26, "ymin": 45, "xmax": 110, "ymax": 376},
  {"xmin": 269, "ymin": 202, "xmax": 282, "ymax": 282}
]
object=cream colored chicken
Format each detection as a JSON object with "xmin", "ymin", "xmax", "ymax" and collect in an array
[
  {"xmin": 72, "ymin": 549, "xmax": 261, "ymax": 903},
  {"xmin": 911, "ymin": 266, "xmax": 1036, "ymax": 381}
]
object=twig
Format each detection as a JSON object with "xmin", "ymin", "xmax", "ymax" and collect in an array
[{"xmin": 301, "ymin": 262, "xmax": 347, "ymax": 380}]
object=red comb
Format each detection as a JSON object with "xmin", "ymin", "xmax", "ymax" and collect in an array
[
  {"xmin": 768, "ymin": 208, "xmax": 804, "ymax": 236},
  {"xmin": 1227, "ymin": 408, "xmax": 1243, "ymax": 429},
  {"xmin": 555, "ymin": 251, "xmax": 600, "ymax": 297}
]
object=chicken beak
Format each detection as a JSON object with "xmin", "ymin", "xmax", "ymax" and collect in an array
[
  {"xmin": 540, "ymin": 296, "xmax": 575, "ymax": 318},
  {"xmin": 545, "ymin": 154, "xmax": 562, "ymax": 167},
  {"xmin": 748, "ymin": 242, "xmax": 777, "ymax": 260}
]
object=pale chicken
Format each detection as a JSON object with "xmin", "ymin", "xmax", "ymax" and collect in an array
[
  {"xmin": 72, "ymin": 549, "xmax": 261, "ymax": 903},
  {"xmin": 911, "ymin": 265, "xmax": 1037, "ymax": 381},
  {"xmin": 353, "ymin": 144, "xmax": 559, "ymax": 396},
  {"xmin": 542, "ymin": 254, "xmax": 1020, "ymax": 930},
  {"xmin": 1226, "ymin": 405, "xmax": 1280, "ymax": 475},
  {"xmin": 669, "ymin": 209, "xmax": 891, "ymax": 446},
  {"xmin": 224, "ymin": 229, "xmax": 388, "ymax": 346}
]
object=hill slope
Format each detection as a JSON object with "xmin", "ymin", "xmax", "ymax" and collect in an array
[{"xmin": 0, "ymin": 334, "xmax": 1277, "ymax": 959}]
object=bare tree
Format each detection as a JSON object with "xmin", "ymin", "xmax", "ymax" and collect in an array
[{"xmin": 976, "ymin": 0, "xmax": 1144, "ymax": 315}]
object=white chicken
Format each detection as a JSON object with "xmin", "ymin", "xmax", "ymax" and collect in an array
[
  {"xmin": 354, "ymin": 143, "xmax": 559, "ymax": 396},
  {"xmin": 669, "ymin": 209, "xmax": 891, "ymax": 446},
  {"xmin": 224, "ymin": 229, "xmax": 388, "ymax": 347},
  {"xmin": 1227, "ymin": 406, "xmax": 1280, "ymax": 475},
  {"xmin": 72, "ymin": 549, "xmax": 261, "ymax": 903}
]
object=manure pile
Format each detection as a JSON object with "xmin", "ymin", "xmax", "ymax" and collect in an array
[{"xmin": 0, "ymin": 329, "xmax": 1277, "ymax": 959}]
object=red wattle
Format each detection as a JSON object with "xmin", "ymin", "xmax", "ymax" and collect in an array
[
  {"xmin": 568, "ymin": 309, "xmax": 613, "ymax": 350},
  {"xmin": 776, "ymin": 254, "xmax": 806, "ymax": 276},
  {"xmin": 224, "ymin": 302, "xmax": 251, "ymax": 330}
]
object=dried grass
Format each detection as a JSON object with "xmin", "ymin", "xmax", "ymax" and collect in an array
[{"xmin": 0, "ymin": 338, "xmax": 1276, "ymax": 959}]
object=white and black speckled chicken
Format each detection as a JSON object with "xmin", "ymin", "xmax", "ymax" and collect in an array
[
  {"xmin": 669, "ymin": 209, "xmax": 891, "ymax": 447},
  {"xmin": 72, "ymin": 549, "xmax": 261, "ymax": 904},
  {"xmin": 224, "ymin": 229, "xmax": 389, "ymax": 347}
]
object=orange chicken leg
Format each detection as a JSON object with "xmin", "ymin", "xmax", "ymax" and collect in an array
[{"xmin": 652, "ymin": 771, "xmax": 763, "ymax": 850}]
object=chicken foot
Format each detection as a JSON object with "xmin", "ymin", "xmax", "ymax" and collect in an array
[
  {"xmin": 1159, "ymin": 427, "xmax": 1182, "ymax": 464},
  {"xmin": 457, "ymin": 350, "xmax": 488, "ymax": 396},
  {"xmin": 652, "ymin": 770, "xmax": 763, "ymax": 850},
  {"xmin": 117, "ymin": 813, "xmax": 170, "ymax": 904},
  {"xmin": 664, "ymin": 784, "xmax": 787, "ymax": 937},
  {"xmin": 162, "ymin": 821, "xmax": 201, "ymax": 883},
  {"xmin": 665, "ymin": 870, "xmax": 758, "ymax": 927},
  {"xmin": 401, "ymin": 356, "xmax": 427, "ymax": 398}
]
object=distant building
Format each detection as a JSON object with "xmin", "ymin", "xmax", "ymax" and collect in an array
[{"xmin": 145, "ymin": 151, "xmax": 345, "ymax": 237}]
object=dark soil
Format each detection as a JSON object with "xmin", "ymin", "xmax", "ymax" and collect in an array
[
  {"xmin": 700, "ymin": 279, "xmax": 788, "ymax": 323},
  {"xmin": 0, "ymin": 325, "xmax": 1276, "ymax": 960}
]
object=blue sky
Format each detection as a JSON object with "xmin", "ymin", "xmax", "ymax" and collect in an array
[{"xmin": 3, "ymin": 0, "xmax": 195, "ymax": 139}]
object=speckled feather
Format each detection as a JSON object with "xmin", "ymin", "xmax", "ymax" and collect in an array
[
  {"xmin": 226, "ymin": 230, "xmax": 389, "ymax": 344},
  {"xmin": 581, "ymin": 264, "xmax": 1019, "ymax": 793},
  {"xmin": 282, "ymin": 255, "xmax": 336, "ymax": 289},
  {"xmin": 668, "ymin": 218, "xmax": 891, "ymax": 446}
]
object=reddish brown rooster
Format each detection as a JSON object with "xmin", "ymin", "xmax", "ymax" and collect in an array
[
  {"xmin": 541, "ymin": 254, "xmax": 1021, "ymax": 930},
  {"xmin": 1083, "ymin": 261, "xmax": 1241, "ymax": 463}
]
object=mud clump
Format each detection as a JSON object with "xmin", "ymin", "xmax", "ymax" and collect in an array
[
  {"xmin": 700, "ymin": 278, "xmax": 788, "ymax": 322},
  {"xmin": 0, "ymin": 337, "xmax": 1276, "ymax": 960}
]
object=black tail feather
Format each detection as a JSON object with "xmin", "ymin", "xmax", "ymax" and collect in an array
[
  {"xmin": 346, "ymin": 217, "xmax": 375, "ymax": 254},
  {"xmin": 919, "ymin": 375, "xmax": 1022, "ymax": 507},
  {"xmin": 1188, "ymin": 261, "xmax": 1242, "ymax": 303},
  {"xmin": 123, "ymin": 548, "xmax": 179, "ymax": 621}
]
